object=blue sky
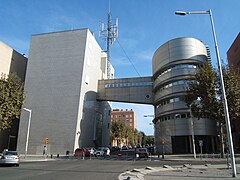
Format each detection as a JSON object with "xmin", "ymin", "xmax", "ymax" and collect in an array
[{"xmin": 1, "ymin": 0, "xmax": 239, "ymax": 135}]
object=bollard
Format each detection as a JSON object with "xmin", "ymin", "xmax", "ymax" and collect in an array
[
  {"xmin": 51, "ymin": 154, "xmax": 53, "ymax": 158},
  {"xmin": 82, "ymin": 152, "xmax": 85, "ymax": 160},
  {"xmin": 57, "ymin": 154, "xmax": 59, "ymax": 158}
]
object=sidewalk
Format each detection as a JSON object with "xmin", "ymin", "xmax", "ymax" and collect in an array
[
  {"xmin": 119, "ymin": 155, "xmax": 240, "ymax": 180},
  {"xmin": 119, "ymin": 164, "xmax": 239, "ymax": 180},
  {"xmin": 19, "ymin": 154, "xmax": 60, "ymax": 162}
]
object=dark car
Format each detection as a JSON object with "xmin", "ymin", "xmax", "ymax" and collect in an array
[
  {"xmin": 121, "ymin": 146, "xmax": 128, "ymax": 150},
  {"xmin": 135, "ymin": 148, "xmax": 149, "ymax": 158},
  {"xmin": 111, "ymin": 146, "xmax": 121, "ymax": 152}
]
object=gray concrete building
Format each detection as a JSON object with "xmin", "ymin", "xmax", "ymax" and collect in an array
[
  {"xmin": 152, "ymin": 38, "xmax": 216, "ymax": 154},
  {"xmin": 17, "ymin": 29, "xmax": 112, "ymax": 155},
  {"xmin": 98, "ymin": 37, "xmax": 216, "ymax": 154},
  {"xmin": 0, "ymin": 41, "xmax": 27, "ymax": 151}
]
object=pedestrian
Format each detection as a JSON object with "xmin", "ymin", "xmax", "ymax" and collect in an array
[{"xmin": 43, "ymin": 146, "xmax": 47, "ymax": 157}]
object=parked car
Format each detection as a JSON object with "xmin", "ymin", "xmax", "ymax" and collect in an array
[
  {"xmin": 110, "ymin": 146, "xmax": 121, "ymax": 152},
  {"xmin": 121, "ymin": 146, "xmax": 128, "ymax": 150},
  {"xmin": 135, "ymin": 148, "xmax": 149, "ymax": 158},
  {"xmin": 86, "ymin": 147, "xmax": 96, "ymax": 156},
  {"xmin": 0, "ymin": 151, "xmax": 20, "ymax": 166},
  {"xmin": 95, "ymin": 147, "xmax": 110, "ymax": 156},
  {"xmin": 74, "ymin": 148, "xmax": 90, "ymax": 157},
  {"xmin": 146, "ymin": 146, "xmax": 155, "ymax": 155}
]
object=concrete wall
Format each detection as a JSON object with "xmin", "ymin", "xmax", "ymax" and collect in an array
[{"xmin": 17, "ymin": 29, "xmax": 111, "ymax": 155}]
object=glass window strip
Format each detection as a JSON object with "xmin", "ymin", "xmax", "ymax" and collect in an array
[
  {"xmin": 158, "ymin": 80, "xmax": 193, "ymax": 92},
  {"xmin": 105, "ymin": 81, "xmax": 153, "ymax": 88},
  {"xmin": 157, "ymin": 64, "xmax": 197, "ymax": 79},
  {"xmin": 156, "ymin": 96, "xmax": 184, "ymax": 107}
]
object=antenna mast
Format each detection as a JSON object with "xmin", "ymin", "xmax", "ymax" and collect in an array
[{"xmin": 100, "ymin": 0, "xmax": 118, "ymax": 79}]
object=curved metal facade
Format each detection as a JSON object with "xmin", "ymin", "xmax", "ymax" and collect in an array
[{"xmin": 152, "ymin": 37, "xmax": 216, "ymax": 154}]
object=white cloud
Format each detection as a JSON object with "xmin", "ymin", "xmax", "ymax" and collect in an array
[
  {"xmin": 135, "ymin": 50, "xmax": 153, "ymax": 62},
  {"xmin": 117, "ymin": 38, "xmax": 139, "ymax": 50},
  {"xmin": 111, "ymin": 57, "xmax": 132, "ymax": 66}
]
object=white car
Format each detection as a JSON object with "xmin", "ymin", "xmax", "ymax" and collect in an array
[
  {"xmin": 0, "ymin": 151, "xmax": 20, "ymax": 166},
  {"xmin": 95, "ymin": 147, "xmax": 110, "ymax": 156}
]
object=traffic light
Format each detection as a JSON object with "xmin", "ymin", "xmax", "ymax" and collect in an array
[
  {"xmin": 161, "ymin": 139, "xmax": 164, "ymax": 145},
  {"xmin": 45, "ymin": 138, "xmax": 49, "ymax": 145}
]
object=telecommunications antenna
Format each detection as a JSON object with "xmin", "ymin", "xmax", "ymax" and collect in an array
[{"xmin": 99, "ymin": 0, "xmax": 118, "ymax": 79}]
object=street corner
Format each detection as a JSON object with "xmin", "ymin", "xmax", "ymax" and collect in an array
[{"xmin": 118, "ymin": 165, "xmax": 174, "ymax": 180}]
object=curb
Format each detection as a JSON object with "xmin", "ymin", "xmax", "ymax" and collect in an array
[
  {"xmin": 118, "ymin": 165, "xmax": 175, "ymax": 180},
  {"xmin": 118, "ymin": 164, "xmax": 231, "ymax": 180}
]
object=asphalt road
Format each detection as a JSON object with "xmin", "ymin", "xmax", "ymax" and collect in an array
[{"xmin": 0, "ymin": 157, "xmax": 235, "ymax": 180}]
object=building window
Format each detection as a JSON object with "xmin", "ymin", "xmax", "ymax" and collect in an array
[
  {"xmin": 105, "ymin": 81, "xmax": 153, "ymax": 88},
  {"xmin": 156, "ymin": 64, "xmax": 197, "ymax": 80},
  {"xmin": 158, "ymin": 80, "xmax": 194, "ymax": 92},
  {"xmin": 157, "ymin": 96, "xmax": 184, "ymax": 107}
]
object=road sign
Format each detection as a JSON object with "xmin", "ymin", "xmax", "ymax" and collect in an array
[{"xmin": 199, "ymin": 140, "xmax": 203, "ymax": 147}]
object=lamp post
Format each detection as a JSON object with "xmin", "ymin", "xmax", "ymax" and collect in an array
[
  {"xmin": 23, "ymin": 107, "xmax": 32, "ymax": 159},
  {"xmin": 175, "ymin": 9, "xmax": 237, "ymax": 177},
  {"xmin": 189, "ymin": 104, "xmax": 197, "ymax": 159}
]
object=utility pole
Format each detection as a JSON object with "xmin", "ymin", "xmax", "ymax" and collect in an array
[{"xmin": 100, "ymin": 0, "xmax": 118, "ymax": 79}]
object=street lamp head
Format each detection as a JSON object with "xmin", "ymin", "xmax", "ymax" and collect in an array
[
  {"xmin": 175, "ymin": 11, "xmax": 188, "ymax": 16},
  {"xmin": 175, "ymin": 10, "xmax": 210, "ymax": 15},
  {"xmin": 23, "ymin": 107, "xmax": 31, "ymax": 112}
]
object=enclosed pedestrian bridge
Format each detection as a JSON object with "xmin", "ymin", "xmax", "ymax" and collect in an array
[{"xmin": 97, "ymin": 76, "xmax": 153, "ymax": 104}]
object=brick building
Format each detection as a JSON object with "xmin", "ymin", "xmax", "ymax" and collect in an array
[
  {"xmin": 111, "ymin": 109, "xmax": 136, "ymax": 146},
  {"xmin": 111, "ymin": 109, "xmax": 136, "ymax": 129},
  {"xmin": 227, "ymin": 32, "xmax": 240, "ymax": 150},
  {"xmin": 227, "ymin": 33, "xmax": 240, "ymax": 70}
]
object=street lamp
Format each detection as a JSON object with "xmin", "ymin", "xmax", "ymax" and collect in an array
[
  {"xmin": 189, "ymin": 104, "xmax": 197, "ymax": 159},
  {"xmin": 175, "ymin": 9, "xmax": 237, "ymax": 177},
  {"xmin": 23, "ymin": 107, "xmax": 32, "ymax": 159}
]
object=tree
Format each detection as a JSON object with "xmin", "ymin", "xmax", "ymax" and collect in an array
[
  {"xmin": 184, "ymin": 62, "xmax": 221, "ymax": 122},
  {"xmin": 110, "ymin": 121, "xmax": 123, "ymax": 146},
  {"xmin": 222, "ymin": 66, "xmax": 240, "ymax": 121},
  {"xmin": 110, "ymin": 120, "xmax": 149, "ymax": 147},
  {"xmin": 123, "ymin": 125, "xmax": 133, "ymax": 145},
  {"xmin": 0, "ymin": 73, "xmax": 25, "ymax": 131},
  {"xmin": 138, "ymin": 131, "xmax": 145, "ymax": 146},
  {"xmin": 184, "ymin": 62, "xmax": 240, "ymax": 156},
  {"xmin": 144, "ymin": 136, "xmax": 154, "ymax": 146}
]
